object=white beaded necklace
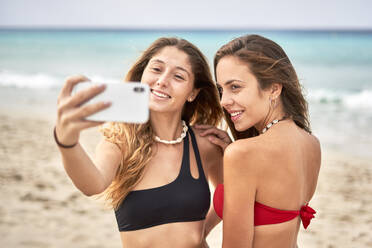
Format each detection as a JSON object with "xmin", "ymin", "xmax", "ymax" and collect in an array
[
  {"xmin": 261, "ymin": 117, "xmax": 287, "ymax": 134},
  {"xmin": 154, "ymin": 120, "xmax": 188, "ymax": 145}
]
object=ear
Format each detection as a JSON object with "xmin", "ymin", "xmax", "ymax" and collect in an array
[
  {"xmin": 270, "ymin": 83, "xmax": 283, "ymax": 100},
  {"xmin": 188, "ymin": 88, "xmax": 201, "ymax": 102}
]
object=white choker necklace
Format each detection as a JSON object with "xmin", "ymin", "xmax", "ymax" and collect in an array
[
  {"xmin": 154, "ymin": 120, "xmax": 188, "ymax": 145},
  {"xmin": 262, "ymin": 117, "xmax": 287, "ymax": 134}
]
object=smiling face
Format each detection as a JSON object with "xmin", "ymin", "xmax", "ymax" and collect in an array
[
  {"xmin": 216, "ymin": 55, "xmax": 271, "ymax": 132},
  {"xmin": 141, "ymin": 46, "xmax": 198, "ymax": 115}
]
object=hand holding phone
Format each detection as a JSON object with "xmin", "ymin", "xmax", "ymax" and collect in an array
[{"xmin": 73, "ymin": 81, "xmax": 149, "ymax": 123}]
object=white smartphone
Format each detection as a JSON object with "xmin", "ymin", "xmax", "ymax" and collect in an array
[{"xmin": 73, "ymin": 81, "xmax": 149, "ymax": 123}]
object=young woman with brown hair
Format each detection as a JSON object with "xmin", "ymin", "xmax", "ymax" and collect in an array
[
  {"xmin": 54, "ymin": 37, "xmax": 223, "ymax": 248},
  {"xmin": 196, "ymin": 34, "xmax": 321, "ymax": 247}
]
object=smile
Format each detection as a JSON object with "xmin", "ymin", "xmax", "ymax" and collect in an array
[
  {"xmin": 230, "ymin": 111, "xmax": 244, "ymax": 121},
  {"xmin": 151, "ymin": 89, "xmax": 171, "ymax": 99}
]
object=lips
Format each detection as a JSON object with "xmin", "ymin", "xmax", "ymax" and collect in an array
[
  {"xmin": 228, "ymin": 110, "xmax": 244, "ymax": 122},
  {"xmin": 151, "ymin": 89, "xmax": 171, "ymax": 99}
]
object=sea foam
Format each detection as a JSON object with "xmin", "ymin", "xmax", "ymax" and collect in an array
[
  {"xmin": 0, "ymin": 70, "xmax": 119, "ymax": 89},
  {"xmin": 307, "ymin": 88, "xmax": 372, "ymax": 110}
]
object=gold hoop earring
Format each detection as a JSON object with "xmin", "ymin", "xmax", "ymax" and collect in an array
[{"xmin": 270, "ymin": 98, "xmax": 276, "ymax": 109}]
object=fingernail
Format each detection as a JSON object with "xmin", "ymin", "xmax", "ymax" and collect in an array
[{"xmin": 104, "ymin": 101, "xmax": 111, "ymax": 106}]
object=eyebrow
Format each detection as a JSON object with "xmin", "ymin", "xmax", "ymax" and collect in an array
[
  {"xmin": 150, "ymin": 59, "xmax": 191, "ymax": 77},
  {"xmin": 218, "ymin": 79, "xmax": 246, "ymax": 87}
]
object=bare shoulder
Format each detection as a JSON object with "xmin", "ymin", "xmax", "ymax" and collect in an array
[
  {"xmin": 307, "ymin": 132, "xmax": 322, "ymax": 167},
  {"xmin": 310, "ymin": 133, "xmax": 321, "ymax": 152},
  {"xmin": 224, "ymin": 137, "xmax": 266, "ymax": 174},
  {"xmin": 222, "ymin": 138, "xmax": 267, "ymax": 191},
  {"xmin": 298, "ymin": 129, "xmax": 321, "ymax": 163}
]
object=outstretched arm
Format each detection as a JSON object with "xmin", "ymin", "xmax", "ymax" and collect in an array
[{"xmin": 55, "ymin": 75, "xmax": 121, "ymax": 196}]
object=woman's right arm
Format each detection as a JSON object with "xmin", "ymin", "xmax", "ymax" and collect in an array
[
  {"xmin": 55, "ymin": 75, "xmax": 120, "ymax": 196},
  {"xmin": 222, "ymin": 141, "xmax": 257, "ymax": 248}
]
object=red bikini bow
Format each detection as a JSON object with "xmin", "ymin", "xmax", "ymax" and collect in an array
[{"xmin": 300, "ymin": 204, "xmax": 316, "ymax": 229}]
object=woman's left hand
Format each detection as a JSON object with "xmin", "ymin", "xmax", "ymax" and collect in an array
[{"xmin": 195, "ymin": 124, "xmax": 232, "ymax": 152}]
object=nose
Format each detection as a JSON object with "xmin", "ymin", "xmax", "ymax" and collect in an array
[
  {"xmin": 220, "ymin": 91, "xmax": 233, "ymax": 108},
  {"xmin": 155, "ymin": 72, "xmax": 170, "ymax": 88}
]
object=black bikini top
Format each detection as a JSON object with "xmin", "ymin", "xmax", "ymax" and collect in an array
[{"xmin": 115, "ymin": 127, "xmax": 211, "ymax": 231}]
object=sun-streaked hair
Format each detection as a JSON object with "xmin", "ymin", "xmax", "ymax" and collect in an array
[{"xmin": 100, "ymin": 37, "xmax": 222, "ymax": 209}]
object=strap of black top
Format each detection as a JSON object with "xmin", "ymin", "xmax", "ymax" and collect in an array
[
  {"xmin": 179, "ymin": 128, "xmax": 190, "ymax": 178},
  {"xmin": 188, "ymin": 126, "xmax": 206, "ymax": 180}
]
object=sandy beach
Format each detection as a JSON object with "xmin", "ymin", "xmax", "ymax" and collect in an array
[{"xmin": 0, "ymin": 98, "xmax": 371, "ymax": 248}]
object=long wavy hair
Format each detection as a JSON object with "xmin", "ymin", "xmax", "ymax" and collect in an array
[
  {"xmin": 214, "ymin": 34, "xmax": 310, "ymax": 140},
  {"xmin": 101, "ymin": 37, "xmax": 222, "ymax": 209}
]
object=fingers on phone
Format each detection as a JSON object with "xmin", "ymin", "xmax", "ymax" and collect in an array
[
  {"xmin": 70, "ymin": 83, "xmax": 107, "ymax": 108},
  {"xmin": 78, "ymin": 101, "xmax": 111, "ymax": 119},
  {"xmin": 59, "ymin": 101, "xmax": 109, "ymax": 128},
  {"xmin": 59, "ymin": 75, "xmax": 90, "ymax": 101},
  {"xmin": 79, "ymin": 120, "xmax": 106, "ymax": 129},
  {"xmin": 57, "ymin": 84, "xmax": 109, "ymax": 124}
]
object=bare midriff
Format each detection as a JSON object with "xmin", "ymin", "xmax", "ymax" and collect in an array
[{"xmin": 119, "ymin": 220, "xmax": 205, "ymax": 248}]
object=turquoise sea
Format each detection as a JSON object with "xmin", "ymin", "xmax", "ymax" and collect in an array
[{"xmin": 0, "ymin": 29, "xmax": 371, "ymax": 157}]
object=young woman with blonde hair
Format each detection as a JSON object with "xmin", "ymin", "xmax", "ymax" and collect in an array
[{"xmin": 54, "ymin": 37, "xmax": 223, "ymax": 248}]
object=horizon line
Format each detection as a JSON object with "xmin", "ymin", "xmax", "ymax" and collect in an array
[{"xmin": 1, "ymin": 25, "xmax": 372, "ymax": 33}]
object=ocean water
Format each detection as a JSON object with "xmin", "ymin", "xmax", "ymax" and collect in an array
[{"xmin": 0, "ymin": 29, "xmax": 371, "ymax": 157}]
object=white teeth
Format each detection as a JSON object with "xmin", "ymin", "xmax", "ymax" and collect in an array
[
  {"xmin": 230, "ymin": 111, "xmax": 243, "ymax": 117},
  {"xmin": 152, "ymin": 90, "xmax": 169, "ymax": 98}
]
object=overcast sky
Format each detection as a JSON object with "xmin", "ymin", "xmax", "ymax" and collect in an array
[{"xmin": 1, "ymin": 0, "xmax": 371, "ymax": 30}]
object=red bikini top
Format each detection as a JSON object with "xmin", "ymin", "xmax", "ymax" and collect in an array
[{"xmin": 213, "ymin": 184, "xmax": 316, "ymax": 229}]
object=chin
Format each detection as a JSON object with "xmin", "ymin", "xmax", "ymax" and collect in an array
[
  {"xmin": 233, "ymin": 120, "xmax": 251, "ymax": 132},
  {"xmin": 149, "ymin": 105, "xmax": 168, "ymax": 113},
  {"xmin": 149, "ymin": 100, "xmax": 170, "ymax": 110},
  {"xmin": 149, "ymin": 103, "xmax": 182, "ymax": 114},
  {"xmin": 234, "ymin": 125, "xmax": 246, "ymax": 132}
]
